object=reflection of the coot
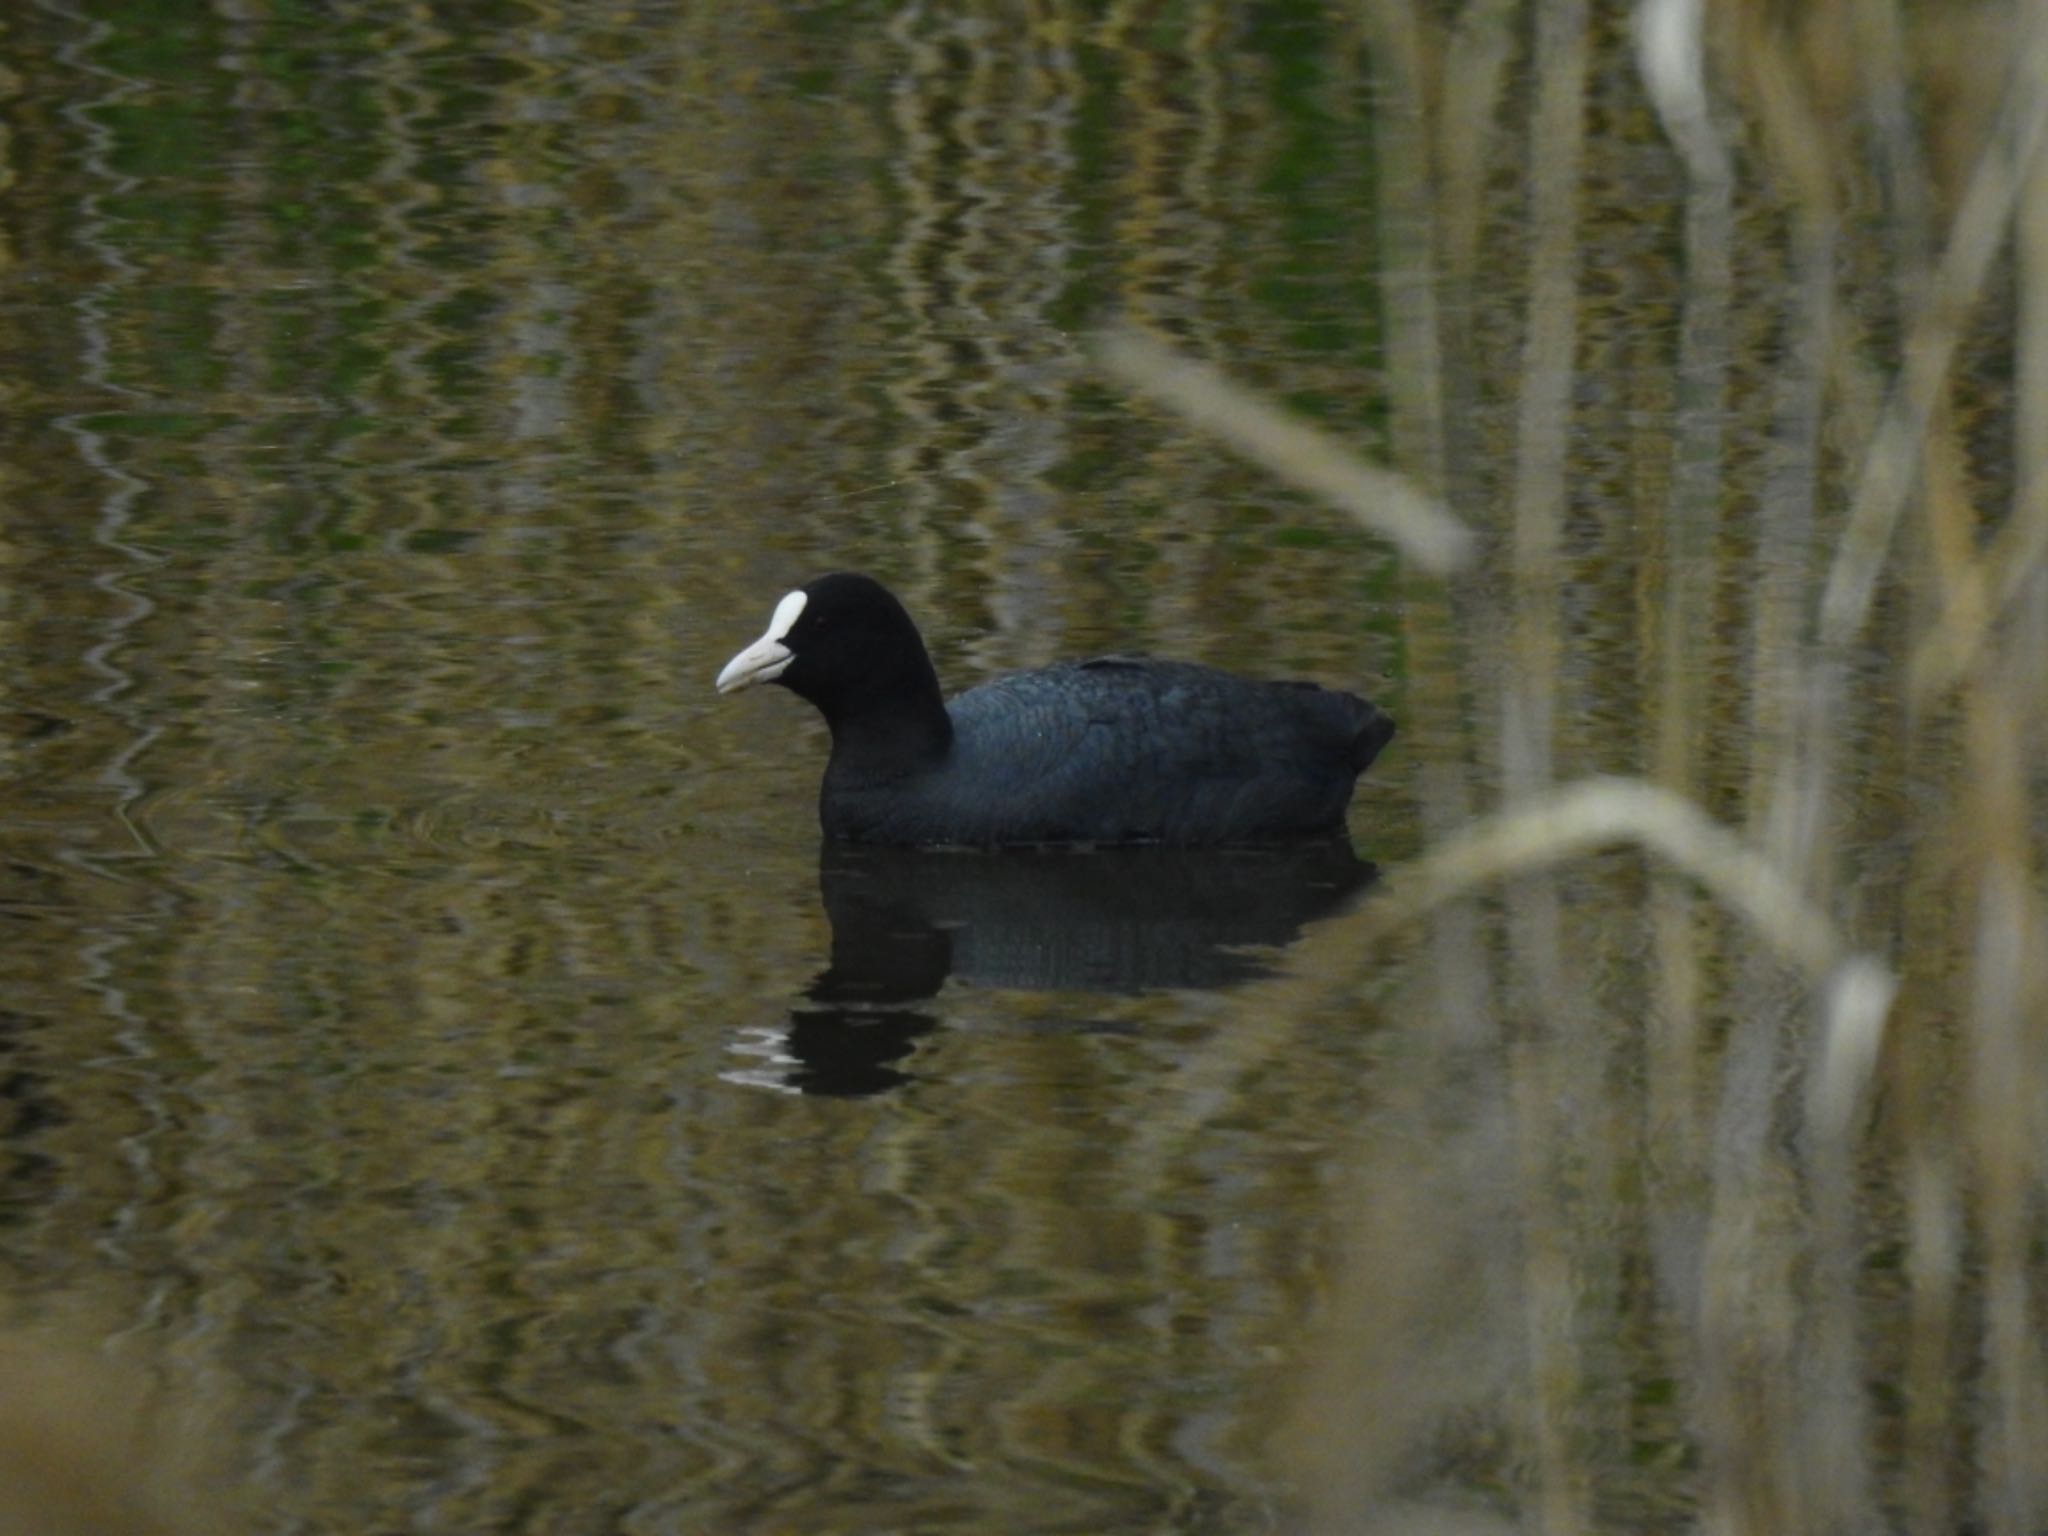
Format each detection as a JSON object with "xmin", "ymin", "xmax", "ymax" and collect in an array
[{"xmin": 722, "ymin": 841, "xmax": 1378, "ymax": 1098}]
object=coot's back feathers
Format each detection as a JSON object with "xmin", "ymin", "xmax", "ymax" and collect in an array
[{"xmin": 717, "ymin": 572, "xmax": 1394, "ymax": 847}]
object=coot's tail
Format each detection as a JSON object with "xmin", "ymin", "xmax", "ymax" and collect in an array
[{"xmin": 1350, "ymin": 700, "xmax": 1396, "ymax": 775}]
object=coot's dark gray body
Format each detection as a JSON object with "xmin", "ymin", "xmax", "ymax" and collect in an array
[
  {"xmin": 825, "ymin": 657, "xmax": 1386, "ymax": 845},
  {"xmin": 716, "ymin": 573, "xmax": 1393, "ymax": 848}
]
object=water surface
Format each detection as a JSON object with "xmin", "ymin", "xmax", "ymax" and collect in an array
[{"xmin": 0, "ymin": 4, "xmax": 2027, "ymax": 1534}]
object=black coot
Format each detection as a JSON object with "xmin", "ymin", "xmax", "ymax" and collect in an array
[{"xmin": 716, "ymin": 572, "xmax": 1394, "ymax": 847}]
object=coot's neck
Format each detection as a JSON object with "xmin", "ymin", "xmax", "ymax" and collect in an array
[{"xmin": 813, "ymin": 655, "xmax": 953, "ymax": 783}]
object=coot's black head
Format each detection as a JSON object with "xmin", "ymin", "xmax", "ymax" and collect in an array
[{"xmin": 716, "ymin": 573, "xmax": 945, "ymax": 730}]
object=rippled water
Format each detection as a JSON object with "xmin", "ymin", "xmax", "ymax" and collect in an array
[
  {"xmin": 0, "ymin": 7, "xmax": 1409, "ymax": 1530},
  {"xmin": 1, "ymin": 3, "xmax": 2030, "ymax": 1534}
]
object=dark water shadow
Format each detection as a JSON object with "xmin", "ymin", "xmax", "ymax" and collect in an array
[{"xmin": 726, "ymin": 842, "xmax": 1378, "ymax": 1097}]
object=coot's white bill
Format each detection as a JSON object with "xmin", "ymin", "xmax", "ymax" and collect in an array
[{"xmin": 715, "ymin": 589, "xmax": 807, "ymax": 693}]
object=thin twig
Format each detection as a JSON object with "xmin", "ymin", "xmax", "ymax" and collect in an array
[{"xmin": 1090, "ymin": 326, "xmax": 1477, "ymax": 574}]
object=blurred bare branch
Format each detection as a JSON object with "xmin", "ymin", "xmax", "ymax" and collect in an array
[
  {"xmin": 1090, "ymin": 326, "xmax": 1477, "ymax": 574},
  {"xmin": 1819, "ymin": 7, "xmax": 2048, "ymax": 649},
  {"xmin": 1360, "ymin": 777, "xmax": 1874, "ymax": 984}
]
